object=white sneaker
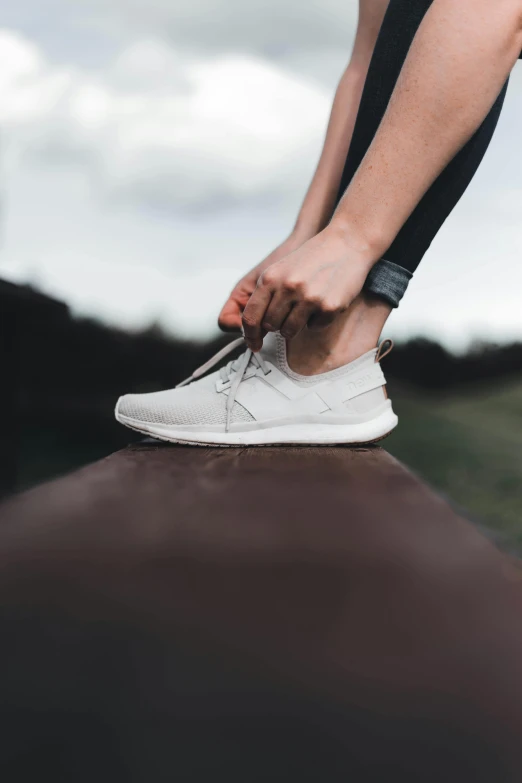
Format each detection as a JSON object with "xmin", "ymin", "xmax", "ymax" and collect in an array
[{"xmin": 115, "ymin": 333, "xmax": 398, "ymax": 446}]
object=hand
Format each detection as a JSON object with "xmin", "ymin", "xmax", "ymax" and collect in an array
[
  {"xmin": 241, "ymin": 227, "xmax": 373, "ymax": 352},
  {"xmin": 218, "ymin": 235, "xmax": 305, "ymax": 332}
]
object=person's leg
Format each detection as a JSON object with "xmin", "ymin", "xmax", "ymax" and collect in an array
[
  {"xmin": 288, "ymin": 0, "xmax": 508, "ymax": 375},
  {"xmin": 287, "ymin": 293, "xmax": 391, "ymax": 375},
  {"xmin": 349, "ymin": 0, "xmax": 509, "ymax": 307}
]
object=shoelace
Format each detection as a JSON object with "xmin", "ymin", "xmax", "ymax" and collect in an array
[{"xmin": 176, "ymin": 337, "xmax": 271, "ymax": 432}]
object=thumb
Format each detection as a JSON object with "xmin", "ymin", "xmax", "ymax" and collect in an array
[{"xmin": 218, "ymin": 297, "xmax": 243, "ymax": 332}]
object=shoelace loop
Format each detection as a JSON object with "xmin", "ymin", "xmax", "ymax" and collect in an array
[{"xmin": 176, "ymin": 337, "xmax": 271, "ymax": 432}]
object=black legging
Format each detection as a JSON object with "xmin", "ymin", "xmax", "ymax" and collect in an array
[{"xmin": 335, "ymin": 0, "xmax": 509, "ymax": 307}]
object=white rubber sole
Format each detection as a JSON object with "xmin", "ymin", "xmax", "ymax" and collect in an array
[{"xmin": 115, "ymin": 405, "xmax": 398, "ymax": 447}]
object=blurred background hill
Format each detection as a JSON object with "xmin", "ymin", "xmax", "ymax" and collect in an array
[{"xmin": 2, "ymin": 279, "xmax": 521, "ymax": 546}]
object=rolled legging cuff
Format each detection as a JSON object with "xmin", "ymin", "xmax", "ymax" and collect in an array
[{"xmin": 363, "ymin": 258, "xmax": 413, "ymax": 308}]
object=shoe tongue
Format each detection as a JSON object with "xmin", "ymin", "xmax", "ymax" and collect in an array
[{"xmin": 259, "ymin": 332, "xmax": 284, "ymax": 370}]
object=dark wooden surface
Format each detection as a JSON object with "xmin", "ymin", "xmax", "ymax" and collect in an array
[{"xmin": 0, "ymin": 442, "xmax": 522, "ymax": 781}]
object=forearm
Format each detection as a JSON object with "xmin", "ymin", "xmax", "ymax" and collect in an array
[
  {"xmin": 291, "ymin": 0, "xmax": 390, "ymax": 242},
  {"xmin": 330, "ymin": 0, "xmax": 522, "ymax": 262}
]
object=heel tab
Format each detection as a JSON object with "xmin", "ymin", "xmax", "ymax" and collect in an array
[{"xmin": 376, "ymin": 339, "xmax": 394, "ymax": 363}]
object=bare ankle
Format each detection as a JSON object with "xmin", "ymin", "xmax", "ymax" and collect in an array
[{"xmin": 286, "ymin": 293, "xmax": 392, "ymax": 376}]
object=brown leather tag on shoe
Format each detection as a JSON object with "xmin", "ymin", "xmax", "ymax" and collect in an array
[{"xmin": 376, "ymin": 339, "xmax": 394, "ymax": 363}]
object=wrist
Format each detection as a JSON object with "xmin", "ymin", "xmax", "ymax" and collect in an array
[
  {"xmin": 289, "ymin": 217, "xmax": 323, "ymax": 246},
  {"xmin": 326, "ymin": 217, "xmax": 386, "ymax": 269}
]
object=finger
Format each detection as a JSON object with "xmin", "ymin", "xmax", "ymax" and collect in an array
[
  {"xmin": 242, "ymin": 286, "xmax": 273, "ymax": 352},
  {"xmin": 280, "ymin": 302, "xmax": 316, "ymax": 341},
  {"xmin": 218, "ymin": 297, "xmax": 243, "ymax": 332},
  {"xmin": 261, "ymin": 292, "xmax": 293, "ymax": 334},
  {"xmin": 307, "ymin": 308, "xmax": 338, "ymax": 331}
]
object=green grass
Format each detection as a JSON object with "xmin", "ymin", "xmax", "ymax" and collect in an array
[{"xmin": 387, "ymin": 376, "xmax": 522, "ymax": 546}]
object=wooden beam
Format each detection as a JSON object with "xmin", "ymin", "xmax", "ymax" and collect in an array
[{"xmin": 0, "ymin": 443, "xmax": 521, "ymax": 780}]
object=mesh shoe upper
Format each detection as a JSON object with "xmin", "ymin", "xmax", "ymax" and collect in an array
[{"xmin": 117, "ymin": 371, "xmax": 254, "ymax": 427}]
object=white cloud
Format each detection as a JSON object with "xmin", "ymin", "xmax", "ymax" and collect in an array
[
  {"xmin": 0, "ymin": 29, "xmax": 330, "ymax": 210},
  {"xmin": 18, "ymin": 0, "xmax": 358, "ymax": 57},
  {"xmin": 100, "ymin": 48, "xmax": 329, "ymax": 210},
  {"xmin": 0, "ymin": 30, "xmax": 72, "ymax": 131}
]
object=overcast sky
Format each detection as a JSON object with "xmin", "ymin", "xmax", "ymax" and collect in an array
[{"xmin": 2, "ymin": 0, "xmax": 522, "ymax": 350}]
